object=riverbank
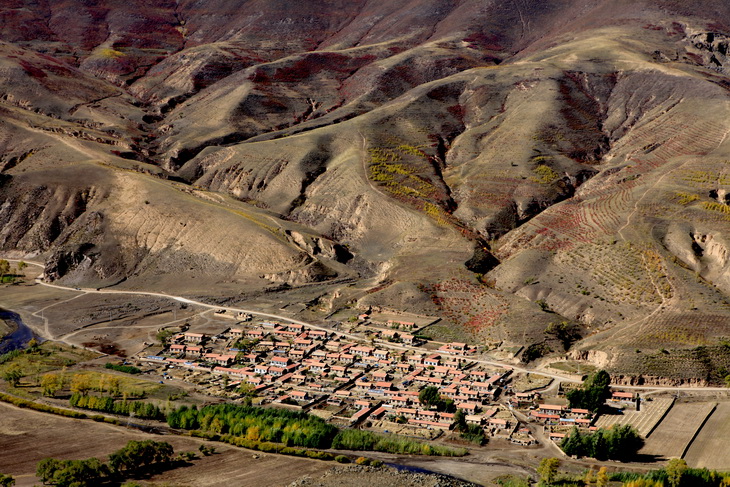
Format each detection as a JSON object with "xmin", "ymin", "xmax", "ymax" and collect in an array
[
  {"xmin": 0, "ymin": 313, "xmax": 15, "ymax": 339},
  {"xmin": 0, "ymin": 309, "xmax": 34, "ymax": 354}
]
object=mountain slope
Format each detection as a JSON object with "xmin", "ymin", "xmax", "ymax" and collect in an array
[{"xmin": 1, "ymin": 0, "xmax": 730, "ymax": 380}]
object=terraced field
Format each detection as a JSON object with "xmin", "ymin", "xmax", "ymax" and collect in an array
[
  {"xmin": 684, "ymin": 402, "xmax": 730, "ymax": 470},
  {"xmin": 594, "ymin": 397, "xmax": 673, "ymax": 437},
  {"xmin": 640, "ymin": 402, "xmax": 716, "ymax": 460}
]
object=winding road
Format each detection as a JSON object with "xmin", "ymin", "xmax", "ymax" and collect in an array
[{"xmin": 4, "ymin": 258, "xmax": 730, "ymax": 394}]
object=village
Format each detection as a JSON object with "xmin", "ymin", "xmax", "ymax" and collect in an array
[{"xmin": 135, "ymin": 310, "xmax": 644, "ymax": 450}]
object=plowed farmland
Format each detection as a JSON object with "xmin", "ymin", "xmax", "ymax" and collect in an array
[
  {"xmin": 0, "ymin": 402, "xmax": 330, "ymax": 487},
  {"xmin": 594, "ymin": 397, "xmax": 673, "ymax": 437},
  {"xmin": 684, "ymin": 402, "xmax": 730, "ymax": 470},
  {"xmin": 640, "ymin": 402, "xmax": 716, "ymax": 460}
]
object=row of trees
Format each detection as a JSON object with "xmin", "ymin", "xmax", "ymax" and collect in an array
[
  {"xmin": 69, "ymin": 393, "xmax": 164, "ymax": 420},
  {"xmin": 40, "ymin": 372, "xmax": 145, "ymax": 399},
  {"xmin": 560, "ymin": 425, "xmax": 644, "ymax": 461},
  {"xmin": 36, "ymin": 440, "xmax": 173, "ymax": 487},
  {"xmin": 330, "ymin": 429, "xmax": 466, "ymax": 456},
  {"xmin": 166, "ymin": 404, "xmax": 338, "ymax": 449},
  {"xmin": 613, "ymin": 458, "xmax": 730, "ymax": 487}
]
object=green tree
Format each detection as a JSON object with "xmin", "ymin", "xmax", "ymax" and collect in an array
[
  {"xmin": 584, "ymin": 467, "xmax": 595, "ymax": 485},
  {"xmin": 0, "ymin": 473, "xmax": 14, "ymax": 487},
  {"xmin": 596, "ymin": 467, "xmax": 608, "ymax": 487},
  {"xmin": 40, "ymin": 373, "xmax": 62, "ymax": 397},
  {"xmin": 561, "ymin": 427, "xmax": 589, "ymax": 458},
  {"xmin": 545, "ymin": 321, "xmax": 581, "ymax": 350},
  {"xmin": 567, "ymin": 369, "xmax": 611, "ymax": 412},
  {"xmin": 108, "ymin": 440, "xmax": 173, "ymax": 474},
  {"xmin": 3, "ymin": 364, "xmax": 22, "ymax": 387},
  {"xmin": 36, "ymin": 457, "xmax": 107, "ymax": 487},
  {"xmin": 107, "ymin": 376, "xmax": 121, "ymax": 397},
  {"xmin": 452, "ymin": 409, "xmax": 467, "ymax": 432},
  {"xmin": 0, "ymin": 260, "xmax": 9, "ymax": 281},
  {"xmin": 537, "ymin": 457, "xmax": 560, "ymax": 485},
  {"xmin": 419, "ymin": 386, "xmax": 441, "ymax": 408},
  {"xmin": 666, "ymin": 458, "xmax": 688, "ymax": 487},
  {"xmin": 16, "ymin": 261, "xmax": 27, "ymax": 273},
  {"xmin": 623, "ymin": 480, "xmax": 664, "ymax": 487},
  {"xmin": 70, "ymin": 374, "xmax": 92, "ymax": 396}
]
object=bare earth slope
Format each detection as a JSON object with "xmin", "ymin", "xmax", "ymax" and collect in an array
[{"xmin": 1, "ymin": 0, "xmax": 730, "ymax": 381}]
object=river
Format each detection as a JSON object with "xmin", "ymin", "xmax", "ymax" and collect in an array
[{"xmin": 0, "ymin": 309, "xmax": 36, "ymax": 354}]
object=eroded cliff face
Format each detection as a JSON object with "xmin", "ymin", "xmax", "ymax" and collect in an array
[{"xmin": 2, "ymin": 0, "xmax": 730, "ymax": 378}]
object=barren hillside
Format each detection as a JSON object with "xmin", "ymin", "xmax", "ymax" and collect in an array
[{"xmin": 1, "ymin": 0, "xmax": 730, "ymax": 380}]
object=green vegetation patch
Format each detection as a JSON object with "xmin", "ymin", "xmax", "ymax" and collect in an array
[
  {"xmin": 531, "ymin": 164, "xmax": 560, "ymax": 184},
  {"xmin": 167, "ymin": 403, "xmax": 338, "ymax": 449},
  {"xmin": 70, "ymin": 393, "xmax": 164, "ymax": 420},
  {"xmin": 566, "ymin": 369, "xmax": 611, "ymax": 412},
  {"xmin": 37, "ymin": 440, "xmax": 174, "ymax": 487},
  {"xmin": 548, "ymin": 361, "xmax": 597, "ymax": 376},
  {"xmin": 560, "ymin": 424, "xmax": 643, "ymax": 461},
  {"xmin": 104, "ymin": 362, "xmax": 141, "ymax": 374},
  {"xmin": 0, "ymin": 391, "xmax": 87, "ymax": 419},
  {"xmin": 610, "ymin": 459, "xmax": 730, "ymax": 487},
  {"xmin": 331, "ymin": 429, "xmax": 466, "ymax": 456},
  {"xmin": 674, "ymin": 192, "xmax": 699, "ymax": 205},
  {"xmin": 701, "ymin": 201, "xmax": 730, "ymax": 217},
  {"xmin": 98, "ymin": 48, "xmax": 126, "ymax": 59}
]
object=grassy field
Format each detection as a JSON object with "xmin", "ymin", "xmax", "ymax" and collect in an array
[
  {"xmin": 594, "ymin": 397, "xmax": 674, "ymax": 438},
  {"xmin": 0, "ymin": 343, "xmax": 97, "ymax": 383},
  {"xmin": 640, "ymin": 402, "xmax": 716, "ymax": 460},
  {"xmin": 548, "ymin": 361, "xmax": 597, "ymax": 376},
  {"xmin": 684, "ymin": 402, "xmax": 730, "ymax": 470}
]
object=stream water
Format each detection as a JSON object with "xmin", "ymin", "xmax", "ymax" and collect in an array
[{"xmin": 0, "ymin": 309, "xmax": 36, "ymax": 354}]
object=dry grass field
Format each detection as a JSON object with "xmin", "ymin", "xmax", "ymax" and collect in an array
[
  {"xmin": 640, "ymin": 402, "xmax": 716, "ymax": 460},
  {"xmin": 683, "ymin": 402, "xmax": 730, "ymax": 470},
  {"xmin": 0, "ymin": 402, "xmax": 331, "ymax": 487}
]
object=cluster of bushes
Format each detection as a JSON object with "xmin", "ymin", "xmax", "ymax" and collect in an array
[
  {"xmin": 418, "ymin": 386, "xmax": 456, "ymax": 413},
  {"xmin": 69, "ymin": 393, "xmax": 164, "ymax": 420},
  {"xmin": 108, "ymin": 440, "xmax": 174, "ymax": 474},
  {"xmin": 566, "ymin": 370, "xmax": 612, "ymax": 412},
  {"xmin": 560, "ymin": 425, "xmax": 643, "ymax": 461},
  {"xmin": 459, "ymin": 423, "xmax": 488, "ymax": 446},
  {"xmin": 0, "ymin": 392, "xmax": 86, "ymax": 419},
  {"xmin": 0, "ymin": 349, "xmax": 22, "ymax": 365},
  {"xmin": 206, "ymin": 431, "xmax": 337, "ymax": 460},
  {"xmin": 36, "ymin": 440, "xmax": 174, "ymax": 487},
  {"xmin": 167, "ymin": 404, "xmax": 338, "ymax": 449},
  {"xmin": 611, "ymin": 459, "xmax": 730, "ymax": 487},
  {"xmin": 104, "ymin": 363, "xmax": 141, "ymax": 374},
  {"xmin": 354, "ymin": 457, "xmax": 383, "ymax": 467},
  {"xmin": 331, "ymin": 429, "xmax": 466, "ymax": 457},
  {"xmin": 452, "ymin": 410, "xmax": 487, "ymax": 445},
  {"xmin": 36, "ymin": 458, "xmax": 106, "ymax": 487}
]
